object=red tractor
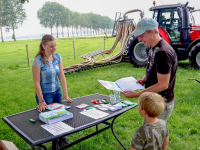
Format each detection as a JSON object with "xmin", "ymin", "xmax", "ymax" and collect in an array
[{"xmin": 127, "ymin": 2, "xmax": 200, "ymax": 69}]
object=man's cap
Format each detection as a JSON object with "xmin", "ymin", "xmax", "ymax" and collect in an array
[{"xmin": 131, "ymin": 18, "xmax": 158, "ymax": 36}]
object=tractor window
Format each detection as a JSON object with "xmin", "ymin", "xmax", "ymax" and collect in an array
[
  {"xmin": 159, "ymin": 12, "xmax": 171, "ymax": 28},
  {"xmin": 189, "ymin": 12, "xmax": 194, "ymax": 25},
  {"xmin": 153, "ymin": 10, "xmax": 158, "ymax": 21},
  {"xmin": 157, "ymin": 9, "xmax": 181, "ymax": 43}
]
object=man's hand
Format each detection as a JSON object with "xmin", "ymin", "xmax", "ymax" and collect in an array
[
  {"xmin": 137, "ymin": 79, "xmax": 145, "ymax": 86},
  {"xmin": 122, "ymin": 91, "xmax": 139, "ymax": 98}
]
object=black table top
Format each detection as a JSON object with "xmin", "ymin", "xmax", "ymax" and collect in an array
[{"xmin": 2, "ymin": 94, "xmax": 138, "ymax": 147}]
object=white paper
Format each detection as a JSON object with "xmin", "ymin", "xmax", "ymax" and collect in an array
[
  {"xmin": 80, "ymin": 108, "xmax": 109, "ymax": 119},
  {"xmin": 98, "ymin": 77, "xmax": 145, "ymax": 92},
  {"xmin": 41, "ymin": 122, "xmax": 74, "ymax": 136},
  {"xmin": 115, "ymin": 77, "xmax": 145, "ymax": 91}
]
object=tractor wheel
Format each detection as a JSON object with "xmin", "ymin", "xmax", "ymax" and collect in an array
[
  {"xmin": 189, "ymin": 44, "xmax": 200, "ymax": 69},
  {"xmin": 127, "ymin": 37, "xmax": 148, "ymax": 67}
]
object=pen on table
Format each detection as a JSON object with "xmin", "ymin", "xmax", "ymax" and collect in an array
[
  {"xmin": 86, "ymin": 107, "xmax": 93, "ymax": 110},
  {"xmin": 30, "ymin": 119, "xmax": 36, "ymax": 123}
]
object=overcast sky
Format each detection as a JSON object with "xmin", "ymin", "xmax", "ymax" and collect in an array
[{"xmin": 2, "ymin": 0, "xmax": 200, "ymax": 38}]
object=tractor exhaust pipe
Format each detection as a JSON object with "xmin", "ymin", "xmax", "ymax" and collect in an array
[{"xmin": 123, "ymin": 9, "xmax": 144, "ymax": 20}]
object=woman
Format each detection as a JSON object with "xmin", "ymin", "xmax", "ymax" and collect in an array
[{"xmin": 32, "ymin": 34, "xmax": 72, "ymax": 112}]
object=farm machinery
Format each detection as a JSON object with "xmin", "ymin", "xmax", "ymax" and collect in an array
[{"xmin": 64, "ymin": 1, "xmax": 200, "ymax": 74}]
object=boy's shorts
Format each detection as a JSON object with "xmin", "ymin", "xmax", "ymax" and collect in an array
[{"xmin": 36, "ymin": 87, "xmax": 63, "ymax": 105}]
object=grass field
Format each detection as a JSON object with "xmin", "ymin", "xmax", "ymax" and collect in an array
[{"xmin": 0, "ymin": 36, "xmax": 200, "ymax": 150}]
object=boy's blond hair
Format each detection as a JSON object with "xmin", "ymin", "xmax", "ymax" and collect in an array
[{"xmin": 139, "ymin": 92, "xmax": 165, "ymax": 117}]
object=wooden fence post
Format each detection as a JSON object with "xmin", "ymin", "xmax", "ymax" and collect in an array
[
  {"xmin": 26, "ymin": 45, "xmax": 30, "ymax": 67},
  {"xmin": 73, "ymin": 41, "xmax": 76, "ymax": 59},
  {"xmin": 104, "ymin": 36, "xmax": 105, "ymax": 50}
]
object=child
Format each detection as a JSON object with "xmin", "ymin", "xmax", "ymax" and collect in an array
[{"xmin": 130, "ymin": 92, "xmax": 169, "ymax": 150}]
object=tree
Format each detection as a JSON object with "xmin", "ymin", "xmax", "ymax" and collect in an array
[
  {"xmin": 87, "ymin": 13, "xmax": 94, "ymax": 35},
  {"xmin": 70, "ymin": 11, "xmax": 76, "ymax": 36},
  {"xmin": 37, "ymin": 2, "xmax": 69, "ymax": 37},
  {"xmin": 4, "ymin": 0, "xmax": 26, "ymax": 41},
  {"xmin": 65, "ymin": 10, "xmax": 72, "ymax": 37},
  {"xmin": 73, "ymin": 12, "xmax": 80, "ymax": 36},
  {"xmin": 20, "ymin": 0, "xmax": 29, "ymax": 4},
  {"xmin": 53, "ymin": 2, "xmax": 63, "ymax": 37},
  {"xmin": 81, "ymin": 13, "xmax": 88, "ymax": 35},
  {"xmin": 101, "ymin": 16, "xmax": 114, "ymax": 34},
  {"xmin": 60, "ymin": 6, "xmax": 70, "ymax": 37},
  {"xmin": 0, "ymin": 0, "xmax": 5, "ymax": 42},
  {"xmin": 37, "ymin": 2, "xmax": 56, "ymax": 35}
]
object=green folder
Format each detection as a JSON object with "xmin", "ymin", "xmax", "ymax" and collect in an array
[
  {"xmin": 117, "ymin": 102, "xmax": 128, "ymax": 107},
  {"xmin": 122, "ymin": 101, "xmax": 135, "ymax": 106}
]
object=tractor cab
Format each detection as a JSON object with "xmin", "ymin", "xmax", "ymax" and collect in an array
[
  {"xmin": 153, "ymin": 7, "xmax": 181, "ymax": 43},
  {"xmin": 149, "ymin": 2, "xmax": 196, "ymax": 46}
]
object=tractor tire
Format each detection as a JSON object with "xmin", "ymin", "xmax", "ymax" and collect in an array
[
  {"xmin": 189, "ymin": 44, "xmax": 200, "ymax": 69},
  {"xmin": 127, "ymin": 37, "xmax": 148, "ymax": 67}
]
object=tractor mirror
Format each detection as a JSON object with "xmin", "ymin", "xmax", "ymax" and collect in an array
[
  {"xmin": 184, "ymin": 1, "xmax": 189, "ymax": 8},
  {"xmin": 177, "ymin": 7, "xmax": 183, "ymax": 19}
]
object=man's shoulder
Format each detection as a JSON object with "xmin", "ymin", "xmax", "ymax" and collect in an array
[{"xmin": 158, "ymin": 39, "xmax": 175, "ymax": 52}]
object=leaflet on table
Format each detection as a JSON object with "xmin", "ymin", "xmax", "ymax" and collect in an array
[
  {"xmin": 75, "ymin": 104, "xmax": 89, "ymax": 109},
  {"xmin": 39, "ymin": 108, "xmax": 73, "ymax": 124},
  {"xmin": 98, "ymin": 76, "xmax": 145, "ymax": 91},
  {"xmin": 80, "ymin": 108, "xmax": 109, "ymax": 119},
  {"xmin": 41, "ymin": 122, "xmax": 74, "ymax": 136},
  {"xmin": 45, "ymin": 103, "xmax": 70, "ymax": 110}
]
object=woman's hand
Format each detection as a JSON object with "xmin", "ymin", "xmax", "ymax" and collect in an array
[
  {"xmin": 62, "ymin": 94, "xmax": 73, "ymax": 102},
  {"xmin": 38, "ymin": 101, "xmax": 47, "ymax": 112}
]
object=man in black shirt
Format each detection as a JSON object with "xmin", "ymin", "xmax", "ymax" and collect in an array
[{"xmin": 123, "ymin": 18, "xmax": 178, "ymax": 123}]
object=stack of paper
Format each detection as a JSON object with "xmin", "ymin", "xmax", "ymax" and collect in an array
[
  {"xmin": 108, "ymin": 104, "xmax": 122, "ymax": 111},
  {"xmin": 39, "ymin": 108, "xmax": 73, "ymax": 124},
  {"xmin": 41, "ymin": 122, "xmax": 74, "ymax": 136},
  {"xmin": 80, "ymin": 108, "xmax": 109, "ymax": 119}
]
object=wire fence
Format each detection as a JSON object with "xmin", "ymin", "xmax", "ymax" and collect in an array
[{"xmin": 0, "ymin": 34, "xmax": 117, "ymax": 71}]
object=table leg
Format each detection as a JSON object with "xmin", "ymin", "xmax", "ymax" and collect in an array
[
  {"xmin": 111, "ymin": 116, "xmax": 127, "ymax": 150},
  {"xmin": 96, "ymin": 124, "xmax": 98, "ymax": 132},
  {"xmin": 52, "ymin": 139, "xmax": 59, "ymax": 150},
  {"xmin": 32, "ymin": 145, "xmax": 47, "ymax": 150}
]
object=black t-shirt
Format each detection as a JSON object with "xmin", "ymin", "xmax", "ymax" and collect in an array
[{"xmin": 145, "ymin": 39, "xmax": 178, "ymax": 102}]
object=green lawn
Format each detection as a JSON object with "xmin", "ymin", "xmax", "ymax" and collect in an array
[{"xmin": 0, "ymin": 36, "xmax": 200, "ymax": 150}]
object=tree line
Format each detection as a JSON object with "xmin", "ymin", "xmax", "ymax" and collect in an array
[
  {"xmin": 37, "ymin": 2, "xmax": 114, "ymax": 37},
  {"xmin": 0, "ymin": 0, "xmax": 26, "ymax": 42},
  {"xmin": 0, "ymin": 1, "xmax": 114, "ymax": 42}
]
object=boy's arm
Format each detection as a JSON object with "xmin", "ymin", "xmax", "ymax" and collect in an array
[
  {"xmin": 162, "ymin": 136, "xmax": 169, "ymax": 150},
  {"xmin": 130, "ymin": 147, "xmax": 136, "ymax": 150}
]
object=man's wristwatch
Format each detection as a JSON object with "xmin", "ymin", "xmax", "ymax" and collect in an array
[{"xmin": 39, "ymin": 100, "xmax": 45, "ymax": 103}]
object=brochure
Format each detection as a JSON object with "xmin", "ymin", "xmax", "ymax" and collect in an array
[
  {"xmin": 39, "ymin": 108, "xmax": 73, "ymax": 124},
  {"xmin": 45, "ymin": 103, "xmax": 70, "ymax": 110},
  {"xmin": 98, "ymin": 76, "xmax": 145, "ymax": 92},
  {"xmin": 75, "ymin": 104, "xmax": 89, "ymax": 109}
]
